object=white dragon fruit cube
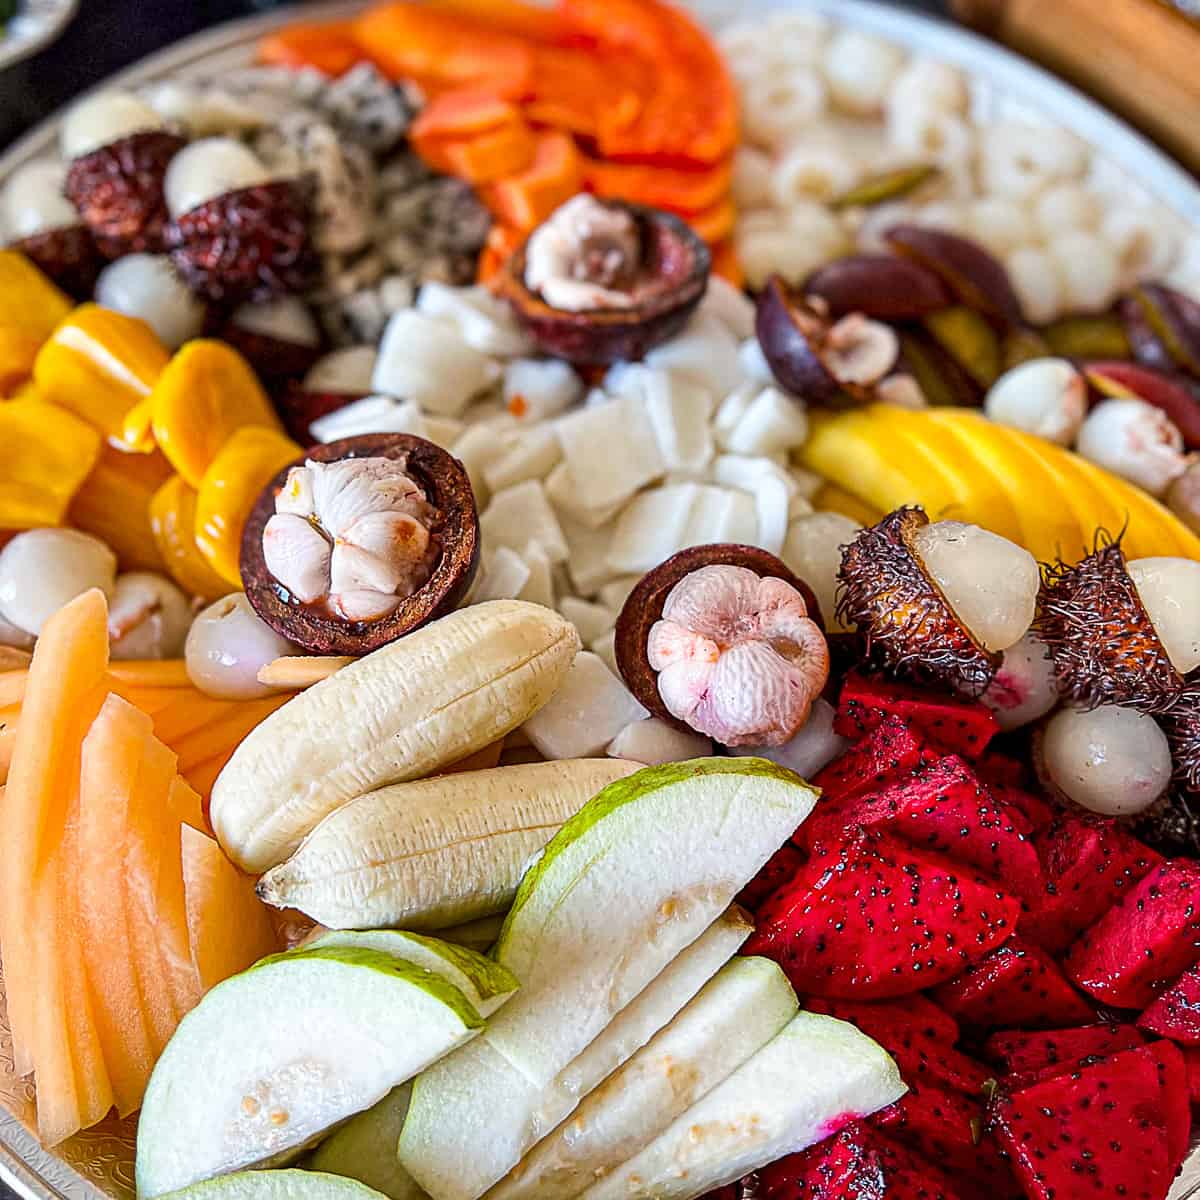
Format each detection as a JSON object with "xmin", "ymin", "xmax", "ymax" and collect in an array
[
  {"xmin": 417, "ymin": 281, "xmax": 532, "ymax": 358},
  {"xmin": 591, "ymin": 628, "xmax": 618, "ymax": 675},
  {"xmin": 608, "ymin": 717, "xmax": 713, "ymax": 766},
  {"xmin": 557, "ymin": 510, "xmax": 619, "ymax": 597},
  {"xmin": 523, "ymin": 651, "xmax": 648, "ymax": 759},
  {"xmin": 558, "ymin": 596, "xmax": 617, "ymax": 645},
  {"xmin": 475, "ymin": 545, "xmax": 532, "ymax": 602},
  {"xmin": 483, "ymin": 426, "xmax": 562, "ymax": 493},
  {"xmin": 503, "ymin": 357, "xmax": 584, "ymax": 422},
  {"xmin": 555, "ymin": 395, "xmax": 666, "ymax": 512},
  {"xmin": 644, "ymin": 311, "xmax": 743, "ymax": 398},
  {"xmin": 480, "ymin": 479, "xmax": 568, "ymax": 563},
  {"xmin": 642, "ymin": 370, "xmax": 715, "ymax": 474},
  {"xmin": 544, "ymin": 463, "xmax": 627, "ymax": 531},
  {"xmin": 516, "ymin": 541, "xmax": 555, "ymax": 609},
  {"xmin": 309, "ymin": 395, "xmax": 425, "ymax": 443},
  {"xmin": 723, "ymin": 386, "xmax": 809, "ymax": 456},
  {"xmin": 608, "ymin": 484, "xmax": 702, "ymax": 574}
]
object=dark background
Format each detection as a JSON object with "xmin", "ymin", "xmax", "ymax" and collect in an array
[{"xmin": 0, "ymin": 0, "xmax": 948, "ymax": 149}]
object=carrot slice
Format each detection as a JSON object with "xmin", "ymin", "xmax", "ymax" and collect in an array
[
  {"xmin": 78, "ymin": 696, "xmax": 156, "ymax": 1117},
  {"xmin": 181, "ymin": 825, "xmax": 277, "ymax": 994},
  {"xmin": 485, "ymin": 131, "xmax": 581, "ymax": 230},
  {"xmin": 257, "ymin": 20, "xmax": 368, "ymax": 76}
]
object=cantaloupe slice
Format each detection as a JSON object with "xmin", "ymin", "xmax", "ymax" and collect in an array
[
  {"xmin": 172, "ymin": 697, "xmax": 289, "ymax": 775},
  {"xmin": 0, "ymin": 588, "xmax": 109, "ymax": 1135},
  {"xmin": 181, "ymin": 824, "xmax": 277, "ymax": 993},
  {"xmin": 78, "ymin": 695, "xmax": 159, "ymax": 1115},
  {"xmin": 170, "ymin": 775, "xmax": 207, "ymax": 834},
  {"xmin": 152, "ymin": 693, "xmax": 243, "ymax": 747}
]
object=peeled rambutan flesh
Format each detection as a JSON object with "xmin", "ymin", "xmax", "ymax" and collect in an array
[
  {"xmin": 10, "ymin": 225, "xmax": 104, "ymax": 300},
  {"xmin": 1035, "ymin": 533, "xmax": 1184, "ymax": 713},
  {"xmin": 63, "ymin": 130, "xmax": 185, "ymax": 258},
  {"xmin": 166, "ymin": 180, "xmax": 318, "ymax": 303},
  {"xmin": 836, "ymin": 506, "xmax": 1001, "ymax": 697}
]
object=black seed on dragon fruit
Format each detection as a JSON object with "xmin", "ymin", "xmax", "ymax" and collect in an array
[
  {"xmin": 836, "ymin": 508, "xmax": 1039, "ymax": 699},
  {"xmin": 983, "ymin": 1023, "xmax": 1147, "ymax": 1086},
  {"xmin": 746, "ymin": 827, "xmax": 1021, "ymax": 1000},
  {"xmin": 1138, "ymin": 961, "xmax": 1200, "ymax": 1044},
  {"xmin": 811, "ymin": 714, "xmax": 934, "ymax": 803}
]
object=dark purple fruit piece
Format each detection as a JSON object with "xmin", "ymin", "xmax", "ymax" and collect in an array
[
  {"xmin": 272, "ymin": 385, "xmax": 367, "ymax": 446},
  {"xmin": 241, "ymin": 433, "xmax": 479, "ymax": 656},
  {"xmin": 885, "ymin": 224, "xmax": 1023, "ymax": 328},
  {"xmin": 494, "ymin": 201, "xmax": 709, "ymax": 366},
  {"xmin": 9, "ymin": 224, "xmax": 104, "ymax": 300},
  {"xmin": 220, "ymin": 321, "xmax": 324, "ymax": 389},
  {"xmin": 1084, "ymin": 359, "xmax": 1200, "ymax": 449},
  {"xmin": 1124, "ymin": 283, "xmax": 1200, "ymax": 376},
  {"xmin": 803, "ymin": 253, "xmax": 951, "ymax": 320},
  {"xmin": 613, "ymin": 542, "xmax": 822, "ymax": 731},
  {"xmin": 167, "ymin": 180, "xmax": 319, "ymax": 303}
]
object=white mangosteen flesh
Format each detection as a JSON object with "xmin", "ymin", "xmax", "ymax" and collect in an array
[{"xmin": 1040, "ymin": 704, "xmax": 1172, "ymax": 817}]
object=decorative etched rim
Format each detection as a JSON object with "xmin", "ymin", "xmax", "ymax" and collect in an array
[
  {"xmin": 0, "ymin": 0, "xmax": 78, "ymax": 72},
  {"xmin": 0, "ymin": 1, "xmax": 1197, "ymax": 1197}
]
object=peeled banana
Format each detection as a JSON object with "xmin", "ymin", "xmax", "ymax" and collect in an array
[
  {"xmin": 256, "ymin": 758, "xmax": 638, "ymax": 929},
  {"xmin": 211, "ymin": 600, "xmax": 581, "ymax": 874}
]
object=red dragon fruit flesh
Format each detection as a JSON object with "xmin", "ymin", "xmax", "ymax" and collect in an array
[
  {"xmin": 738, "ymin": 843, "xmax": 807, "ymax": 912},
  {"xmin": 811, "ymin": 714, "xmax": 932, "ymax": 803},
  {"xmin": 988, "ymin": 1046, "xmax": 1177, "ymax": 1200},
  {"xmin": 983, "ymin": 1023, "xmax": 1146, "ymax": 1086},
  {"xmin": 833, "ymin": 672, "xmax": 999, "ymax": 758},
  {"xmin": 1145, "ymin": 1039, "xmax": 1191, "ymax": 1174},
  {"xmin": 747, "ymin": 828, "xmax": 1021, "ymax": 999},
  {"xmin": 1139, "ymin": 960, "xmax": 1200, "ymax": 1044},
  {"xmin": 931, "ymin": 937, "xmax": 1094, "ymax": 1032},
  {"xmin": 1064, "ymin": 856, "xmax": 1200, "ymax": 1009}
]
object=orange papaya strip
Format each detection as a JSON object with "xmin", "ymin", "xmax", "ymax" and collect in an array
[
  {"xmin": 435, "ymin": 120, "xmax": 537, "ymax": 185},
  {"xmin": 686, "ymin": 196, "xmax": 737, "ymax": 246},
  {"xmin": 418, "ymin": 0, "xmax": 569, "ymax": 42},
  {"xmin": 484, "ymin": 131, "xmax": 581, "ymax": 230},
  {"xmin": 582, "ymin": 155, "xmax": 733, "ymax": 215},
  {"xmin": 257, "ymin": 21, "xmax": 369, "ymax": 77},
  {"xmin": 412, "ymin": 91, "xmax": 523, "ymax": 142},
  {"xmin": 477, "ymin": 224, "xmax": 527, "ymax": 285},
  {"xmin": 710, "ymin": 239, "xmax": 744, "ymax": 289}
]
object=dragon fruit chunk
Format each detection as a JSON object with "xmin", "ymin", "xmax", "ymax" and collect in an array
[
  {"xmin": 871, "ymin": 1081, "xmax": 1017, "ymax": 1194},
  {"xmin": 974, "ymin": 751, "xmax": 1029, "ymax": 793},
  {"xmin": 738, "ymin": 842, "xmax": 807, "ymax": 912},
  {"xmin": 811, "ymin": 715, "xmax": 931, "ymax": 803},
  {"xmin": 800, "ymin": 755, "xmax": 1044, "ymax": 901},
  {"xmin": 988, "ymin": 784, "xmax": 1054, "ymax": 833},
  {"xmin": 805, "ymin": 995, "xmax": 990, "ymax": 1097},
  {"xmin": 931, "ymin": 937, "xmax": 1095, "ymax": 1032},
  {"xmin": 1184, "ymin": 1046, "xmax": 1200, "ymax": 1105},
  {"xmin": 747, "ymin": 829, "xmax": 1022, "ymax": 999},
  {"xmin": 1139, "ymin": 961, "xmax": 1200, "ymax": 1044},
  {"xmin": 989, "ymin": 1047, "xmax": 1174, "ymax": 1200},
  {"xmin": 1021, "ymin": 812, "xmax": 1163, "ymax": 954},
  {"xmin": 758, "ymin": 1123, "xmax": 966, "ymax": 1200},
  {"xmin": 1145, "ymin": 1039, "xmax": 1192, "ymax": 1174},
  {"xmin": 983, "ymin": 1023, "xmax": 1146, "ymax": 1085},
  {"xmin": 834, "ymin": 672, "xmax": 999, "ymax": 758},
  {"xmin": 1064, "ymin": 857, "xmax": 1200, "ymax": 1009}
]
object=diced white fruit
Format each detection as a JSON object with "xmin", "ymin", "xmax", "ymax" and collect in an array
[
  {"xmin": 484, "ymin": 427, "xmax": 562, "ymax": 493},
  {"xmin": 699, "ymin": 276, "xmax": 757, "ymax": 340},
  {"xmin": 135, "ymin": 948, "xmax": 484, "ymax": 1198},
  {"xmin": 644, "ymin": 313, "xmax": 743, "ymax": 399},
  {"xmin": 607, "ymin": 718, "xmax": 712, "ymax": 766},
  {"xmin": 713, "ymin": 384, "xmax": 755, "ymax": 450},
  {"xmin": 487, "ymin": 958, "xmax": 799, "ymax": 1200},
  {"xmin": 579, "ymin": 1012, "xmax": 906, "ymax": 1200},
  {"xmin": 684, "ymin": 483, "xmax": 758, "ymax": 546},
  {"xmin": 783, "ymin": 512, "xmax": 862, "ymax": 632},
  {"xmin": 418, "ymin": 283, "xmax": 533, "ymax": 358},
  {"xmin": 598, "ymin": 577, "xmax": 642, "ymax": 612},
  {"xmin": 729, "ymin": 698, "xmax": 850, "ymax": 777},
  {"xmin": 504, "ymin": 359, "xmax": 583, "ymax": 422},
  {"xmin": 399, "ymin": 763, "xmax": 817, "ymax": 1200},
  {"xmin": 545, "ymin": 463, "xmax": 627, "ymax": 531},
  {"xmin": 309, "ymin": 1084, "xmax": 425, "ymax": 1200},
  {"xmin": 557, "ymin": 512, "xmax": 619, "ymax": 597},
  {"xmin": 516, "ymin": 542, "xmax": 555, "ymax": 609},
  {"xmin": 309, "ymin": 396, "xmax": 426, "ymax": 443},
  {"xmin": 523, "ymin": 651, "xmax": 647, "ymax": 759},
  {"xmin": 643, "ymin": 371, "xmax": 715, "ymax": 473},
  {"xmin": 591, "ymin": 629, "xmax": 618, "ymax": 675},
  {"xmin": 603, "ymin": 362, "xmax": 654, "ymax": 404},
  {"xmin": 559, "ymin": 597, "xmax": 616, "ymax": 645},
  {"xmin": 713, "ymin": 455, "xmax": 795, "ymax": 556},
  {"xmin": 305, "ymin": 346, "xmax": 378, "ymax": 393},
  {"xmin": 481, "ymin": 481, "xmax": 568, "ymax": 564},
  {"xmin": 739, "ymin": 337, "xmax": 775, "ymax": 385},
  {"xmin": 723, "ymin": 386, "xmax": 809, "ymax": 456},
  {"xmin": 303, "ymin": 928, "xmax": 518, "ymax": 1017},
  {"xmin": 555, "ymin": 397, "xmax": 666, "ymax": 511},
  {"xmin": 789, "ymin": 466, "xmax": 825, "ymax": 500},
  {"xmin": 374, "ymin": 311, "xmax": 500, "ymax": 416},
  {"xmin": 156, "ymin": 1170, "xmax": 395, "ymax": 1200},
  {"xmin": 452, "ymin": 423, "xmax": 513, "ymax": 506},
  {"xmin": 423, "ymin": 416, "xmax": 465, "ymax": 449},
  {"xmin": 476, "ymin": 547, "xmax": 532, "ymax": 603}
]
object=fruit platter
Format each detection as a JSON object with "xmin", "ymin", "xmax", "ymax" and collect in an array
[{"xmin": 5, "ymin": 0, "xmax": 1200, "ymax": 1197}]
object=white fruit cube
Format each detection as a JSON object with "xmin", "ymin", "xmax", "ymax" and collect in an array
[
  {"xmin": 722, "ymin": 386, "xmax": 809, "ymax": 456},
  {"xmin": 452, "ymin": 421, "xmax": 514, "ymax": 506},
  {"xmin": 516, "ymin": 541, "xmax": 555, "ymax": 609},
  {"xmin": 558, "ymin": 511, "xmax": 619, "ymax": 597},
  {"xmin": 483, "ymin": 427, "xmax": 563, "ymax": 493},
  {"xmin": 523, "ymin": 651, "xmax": 647, "ymax": 759},
  {"xmin": 480, "ymin": 480, "xmax": 569, "ymax": 563},
  {"xmin": 374, "ymin": 309, "xmax": 500, "ymax": 415},
  {"xmin": 559, "ymin": 596, "xmax": 616, "ymax": 645},
  {"xmin": 417, "ymin": 282, "xmax": 532, "ymax": 358},
  {"xmin": 683, "ymin": 484, "xmax": 758, "ymax": 546},
  {"xmin": 309, "ymin": 395, "xmax": 426, "ymax": 444},
  {"xmin": 714, "ymin": 384, "xmax": 755, "ymax": 451},
  {"xmin": 555, "ymin": 396, "xmax": 665, "ymax": 512},
  {"xmin": 739, "ymin": 336, "xmax": 774, "ymax": 385},
  {"xmin": 590, "ymin": 629, "xmax": 618, "ymax": 675},
  {"xmin": 545, "ymin": 463, "xmax": 627, "ymax": 531},
  {"xmin": 699, "ymin": 275, "xmax": 757, "ymax": 340},
  {"xmin": 422, "ymin": 415, "xmax": 465, "ymax": 449},
  {"xmin": 643, "ymin": 370, "xmax": 714, "ymax": 474},
  {"xmin": 503, "ymin": 358, "xmax": 583, "ymax": 422},
  {"xmin": 714, "ymin": 455, "xmax": 796, "ymax": 556},
  {"xmin": 608, "ymin": 484, "xmax": 701, "ymax": 574},
  {"xmin": 607, "ymin": 717, "xmax": 713, "ymax": 766},
  {"xmin": 644, "ymin": 312, "xmax": 742, "ymax": 398},
  {"xmin": 598, "ymin": 576, "xmax": 642, "ymax": 612},
  {"xmin": 475, "ymin": 546, "xmax": 532, "ymax": 602}
]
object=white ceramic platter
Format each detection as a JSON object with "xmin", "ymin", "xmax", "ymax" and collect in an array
[
  {"xmin": 0, "ymin": 1, "xmax": 1197, "ymax": 1197},
  {"xmin": 0, "ymin": 0, "xmax": 77, "ymax": 73}
]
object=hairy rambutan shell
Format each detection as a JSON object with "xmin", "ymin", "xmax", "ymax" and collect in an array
[
  {"xmin": 1035, "ymin": 532, "xmax": 1184, "ymax": 714},
  {"xmin": 63, "ymin": 130, "xmax": 185, "ymax": 258},
  {"xmin": 835, "ymin": 505, "xmax": 1000, "ymax": 696},
  {"xmin": 166, "ymin": 180, "xmax": 318, "ymax": 303},
  {"xmin": 10, "ymin": 225, "xmax": 103, "ymax": 299}
]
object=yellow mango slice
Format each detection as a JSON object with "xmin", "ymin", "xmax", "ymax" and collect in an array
[
  {"xmin": 150, "ymin": 474, "xmax": 236, "ymax": 601},
  {"xmin": 33, "ymin": 304, "xmax": 170, "ymax": 450},
  {"xmin": 194, "ymin": 427, "xmax": 301, "ymax": 587},
  {"xmin": 151, "ymin": 340, "xmax": 283, "ymax": 488},
  {"xmin": 0, "ymin": 251, "xmax": 73, "ymax": 393},
  {"xmin": 0, "ymin": 399, "xmax": 102, "ymax": 530}
]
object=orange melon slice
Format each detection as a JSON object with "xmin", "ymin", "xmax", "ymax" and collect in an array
[
  {"xmin": 171, "ymin": 696, "xmax": 289, "ymax": 775},
  {"xmin": 0, "ymin": 588, "xmax": 108, "ymax": 1114},
  {"xmin": 181, "ymin": 824, "xmax": 277, "ymax": 993},
  {"xmin": 78, "ymin": 695, "xmax": 159, "ymax": 1115}
]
